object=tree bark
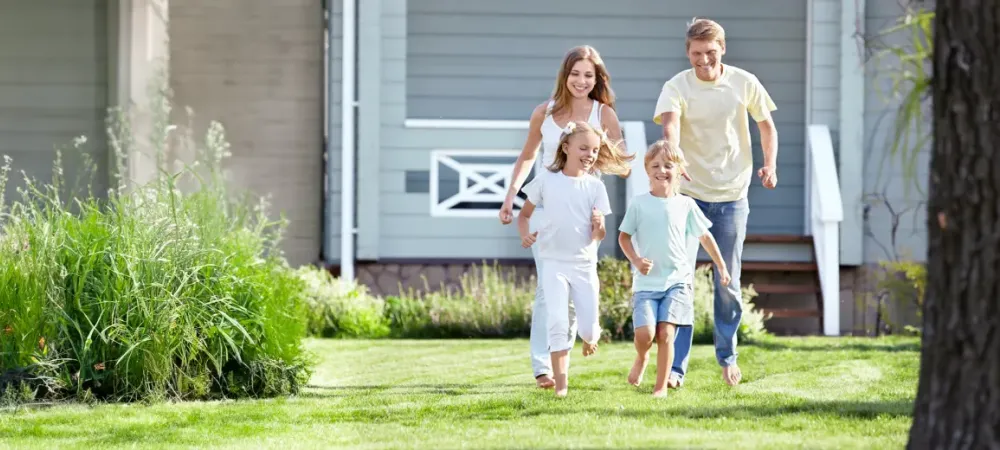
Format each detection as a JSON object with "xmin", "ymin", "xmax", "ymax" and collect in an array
[{"xmin": 908, "ymin": 1, "xmax": 1000, "ymax": 448}]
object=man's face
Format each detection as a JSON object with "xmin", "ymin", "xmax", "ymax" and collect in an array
[{"xmin": 687, "ymin": 39, "xmax": 725, "ymax": 81}]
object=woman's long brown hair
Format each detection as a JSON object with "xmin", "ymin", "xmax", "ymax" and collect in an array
[
  {"xmin": 548, "ymin": 121, "xmax": 633, "ymax": 178},
  {"xmin": 549, "ymin": 46, "xmax": 615, "ymax": 119}
]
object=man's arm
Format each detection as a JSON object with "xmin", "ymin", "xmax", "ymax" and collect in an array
[{"xmin": 756, "ymin": 118, "xmax": 778, "ymax": 189}]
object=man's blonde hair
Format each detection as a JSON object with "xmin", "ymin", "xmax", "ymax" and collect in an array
[{"xmin": 686, "ymin": 18, "xmax": 726, "ymax": 49}]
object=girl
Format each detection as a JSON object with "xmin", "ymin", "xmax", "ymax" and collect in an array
[
  {"xmin": 518, "ymin": 120, "xmax": 632, "ymax": 397},
  {"xmin": 617, "ymin": 141, "xmax": 731, "ymax": 398},
  {"xmin": 497, "ymin": 45, "xmax": 630, "ymax": 390}
]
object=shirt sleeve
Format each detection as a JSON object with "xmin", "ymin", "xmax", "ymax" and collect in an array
[
  {"xmin": 618, "ymin": 199, "xmax": 638, "ymax": 235},
  {"xmin": 652, "ymin": 79, "xmax": 684, "ymax": 125},
  {"xmin": 747, "ymin": 75, "xmax": 778, "ymax": 123},
  {"xmin": 685, "ymin": 198, "xmax": 713, "ymax": 238},
  {"xmin": 593, "ymin": 180, "xmax": 612, "ymax": 216},
  {"xmin": 521, "ymin": 174, "xmax": 544, "ymax": 207}
]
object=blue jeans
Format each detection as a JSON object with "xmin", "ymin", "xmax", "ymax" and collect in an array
[{"xmin": 671, "ymin": 197, "xmax": 748, "ymax": 382}]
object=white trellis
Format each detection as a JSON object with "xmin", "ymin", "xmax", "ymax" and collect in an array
[{"xmin": 429, "ymin": 150, "xmax": 522, "ymax": 217}]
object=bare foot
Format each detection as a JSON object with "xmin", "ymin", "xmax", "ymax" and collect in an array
[
  {"xmin": 554, "ymin": 374, "xmax": 568, "ymax": 397},
  {"xmin": 722, "ymin": 364, "xmax": 743, "ymax": 386},
  {"xmin": 536, "ymin": 375, "xmax": 555, "ymax": 389},
  {"xmin": 667, "ymin": 373, "xmax": 682, "ymax": 389},
  {"xmin": 627, "ymin": 355, "xmax": 648, "ymax": 386},
  {"xmin": 582, "ymin": 341, "xmax": 598, "ymax": 357},
  {"xmin": 651, "ymin": 387, "xmax": 668, "ymax": 398}
]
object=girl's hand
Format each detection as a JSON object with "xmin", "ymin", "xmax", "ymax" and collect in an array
[
  {"xmin": 521, "ymin": 231, "xmax": 538, "ymax": 248},
  {"xmin": 718, "ymin": 267, "xmax": 732, "ymax": 286},
  {"xmin": 591, "ymin": 207, "xmax": 604, "ymax": 228},
  {"xmin": 499, "ymin": 198, "xmax": 515, "ymax": 224}
]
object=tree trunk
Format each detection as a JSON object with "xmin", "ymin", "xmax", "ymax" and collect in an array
[{"xmin": 908, "ymin": 2, "xmax": 1000, "ymax": 448}]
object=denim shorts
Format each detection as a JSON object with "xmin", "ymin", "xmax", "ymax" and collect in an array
[{"xmin": 632, "ymin": 284, "xmax": 694, "ymax": 328}]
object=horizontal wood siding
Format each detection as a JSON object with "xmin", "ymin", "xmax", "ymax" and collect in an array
[
  {"xmin": 373, "ymin": 0, "xmax": 810, "ymax": 260},
  {"xmin": 0, "ymin": 0, "xmax": 109, "ymax": 205},
  {"xmin": 862, "ymin": 0, "xmax": 931, "ymax": 263}
]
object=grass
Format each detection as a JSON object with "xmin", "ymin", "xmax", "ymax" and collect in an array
[{"xmin": 0, "ymin": 336, "xmax": 919, "ymax": 449}]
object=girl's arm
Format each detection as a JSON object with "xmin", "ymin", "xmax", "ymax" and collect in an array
[
  {"xmin": 698, "ymin": 233, "xmax": 731, "ymax": 285},
  {"xmin": 591, "ymin": 207, "xmax": 606, "ymax": 241},
  {"xmin": 518, "ymin": 201, "xmax": 538, "ymax": 248},
  {"xmin": 499, "ymin": 103, "xmax": 548, "ymax": 224}
]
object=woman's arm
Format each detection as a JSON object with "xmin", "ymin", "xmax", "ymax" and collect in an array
[{"xmin": 499, "ymin": 103, "xmax": 548, "ymax": 224}]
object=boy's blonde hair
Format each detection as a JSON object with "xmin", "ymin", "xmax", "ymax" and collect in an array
[
  {"xmin": 686, "ymin": 18, "xmax": 726, "ymax": 49},
  {"xmin": 549, "ymin": 120, "xmax": 633, "ymax": 177},
  {"xmin": 644, "ymin": 140, "xmax": 686, "ymax": 187}
]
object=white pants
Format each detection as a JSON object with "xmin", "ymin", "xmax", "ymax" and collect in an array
[
  {"xmin": 540, "ymin": 258, "xmax": 602, "ymax": 353},
  {"xmin": 529, "ymin": 245, "xmax": 577, "ymax": 377}
]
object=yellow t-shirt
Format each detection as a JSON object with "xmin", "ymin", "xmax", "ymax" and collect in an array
[{"xmin": 652, "ymin": 65, "xmax": 777, "ymax": 203}]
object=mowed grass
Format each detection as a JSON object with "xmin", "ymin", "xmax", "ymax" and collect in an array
[{"xmin": 0, "ymin": 337, "xmax": 919, "ymax": 449}]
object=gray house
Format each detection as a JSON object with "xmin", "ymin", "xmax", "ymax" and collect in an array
[{"xmin": 1, "ymin": 0, "xmax": 926, "ymax": 336}]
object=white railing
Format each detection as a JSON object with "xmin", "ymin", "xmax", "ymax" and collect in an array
[
  {"xmin": 806, "ymin": 124, "xmax": 844, "ymax": 336},
  {"xmin": 414, "ymin": 119, "xmax": 648, "ymax": 217}
]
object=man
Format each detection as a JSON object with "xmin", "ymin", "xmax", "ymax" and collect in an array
[{"xmin": 652, "ymin": 18, "xmax": 778, "ymax": 387}]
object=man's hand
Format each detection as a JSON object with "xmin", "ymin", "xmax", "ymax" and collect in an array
[{"xmin": 757, "ymin": 164, "xmax": 777, "ymax": 189}]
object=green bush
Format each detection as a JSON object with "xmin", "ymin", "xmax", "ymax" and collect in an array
[
  {"xmin": 295, "ymin": 265, "xmax": 390, "ymax": 339},
  {"xmin": 305, "ymin": 258, "xmax": 770, "ymax": 344},
  {"xmin": 394, "ymin": 263, "xmax": 534, "ymax": 338},
  {"xmin": 0, "ymin": 98, "xmax": 310, "ymax": 402}
]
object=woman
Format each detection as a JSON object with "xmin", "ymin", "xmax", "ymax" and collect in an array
[{"xmin": 498, "ymin": 45, "xmax": 630, "ymax": 389}]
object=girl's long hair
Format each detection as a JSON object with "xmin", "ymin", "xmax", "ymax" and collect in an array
[
  {"xmin": 550, "ymin": 46, "xmax": 615, "ymax": 118},
  {"xmin": 548, "ymin": 121, "xmax": 633, "ymax": 178}
]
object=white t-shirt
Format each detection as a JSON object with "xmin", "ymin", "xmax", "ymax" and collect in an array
[{"xmin": 522, "ymin": 170, "xmax": 612, "ymax": 263}]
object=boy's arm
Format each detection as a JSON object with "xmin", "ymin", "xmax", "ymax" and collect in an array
[
  {"xmin": 618, "ymin": 232, "xmax": 640, "ymax": 265},
  {"xmin": 698, "ymin": 233, "xmax": 730, "ymax": 284}
]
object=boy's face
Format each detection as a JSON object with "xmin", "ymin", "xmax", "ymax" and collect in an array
[{"xmin": 646, "ymin": 154, "xmax": 678, "ymax": 189}]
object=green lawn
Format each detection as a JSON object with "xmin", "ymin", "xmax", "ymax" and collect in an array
[{"xmin": 0, "ymin": 337, "xmax": 919, "ymax": 449}]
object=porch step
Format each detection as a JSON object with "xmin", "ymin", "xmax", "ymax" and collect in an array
[
  {"xmin": 745, "ymin": 234, "xmax": 813, "ymax": 244},
  {"xmin": 752, "ymin": 283, "xmax": 821, "ymax": 295},
  {"xmin": 758, "ymin": 308, "xmax": 822, "ymax": 318},
  {"xmin": 698, "ymin": 261, "xmax": 818, "ymax": 272}
]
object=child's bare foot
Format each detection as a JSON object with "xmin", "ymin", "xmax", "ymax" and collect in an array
[
  {"xmin": 582, "ymin": 341, "xmax": 598, "ymax": 357},
  {"xmin": 722, "ymin": 364, "xmax": 743, "ymax": 386},
  {"xmin": 651, "ymin": 388, "xmax": 669, "ymax": 398},
  {"xmin": 667, "ymin": 373, "xmax": 682, "ymax": 389},
  {"xmin": 554, "ymin": 374, "xmax": 568, "ymax": 397},
  {"xmin": 536, "ymin": 374, "xmax": 555, "ymax": 389},
  {"xmin": 627, "ymin": 355, "xmax": 649, "ymax": 386}
]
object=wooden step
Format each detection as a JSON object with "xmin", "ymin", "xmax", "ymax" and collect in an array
[
  {"xmin": 745, "ymin": 234, "xmax": 813, "ymax": 244},
  {"xmin": 758, "ymin": 308, "xmax": 822, "ymax": 318},
  {"xmin": 697, "ymin": 261, "xmax": 818, "ymax": 272},
  {"xmin": 752, "ymin": 283, "xmax": 821, "ymax": 295}
]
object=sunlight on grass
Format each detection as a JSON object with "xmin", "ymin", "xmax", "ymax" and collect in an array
[{"xmin": 0, "ymin": 337, "xmax": 918, "ymax": 449}]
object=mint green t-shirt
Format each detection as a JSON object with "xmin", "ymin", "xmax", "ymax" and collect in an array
[{"xmin": 618, "ymin": 193, "xmax": 712, "ymax": 292}]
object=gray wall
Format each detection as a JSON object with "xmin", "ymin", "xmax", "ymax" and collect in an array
[
  {"xmin": 170, "ymin": 0, "xmax": 327, "ymax": 266},
  {"xmin": 862, "ymin": 0, "xmax": 931, "ymax": 263},
  {"xmin": 0, "ymin": 0, "xmax": 109, "ymax": 204},
  {"xmin": 368, "ymin": 0, "xmax": 813, "ymax": 261}
]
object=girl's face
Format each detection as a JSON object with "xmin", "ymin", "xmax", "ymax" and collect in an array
[
  {"xmin": 565, "ymin": 60, "xmax": 596, "ymax": 98},
  {"xmin": 646, "ymin": 154, "xmax": 679, "ymax": 189},
  {"xmin": 563, "ymin": 131, "xmax": 601, "ymax": 172}
]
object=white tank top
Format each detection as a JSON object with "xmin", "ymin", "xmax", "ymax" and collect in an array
[{"xmin": 537, "ymin": 99, "xmax": 604, "ymax": 172}]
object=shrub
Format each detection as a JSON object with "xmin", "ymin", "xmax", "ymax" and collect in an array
[
  {"xmin": 0, "ymin": 93, "xmax": 310, "ymax": 402},
  {"xmin": 295, "ymin": 265, "xmax": 390, "ymax": 339},
  {"xmin": 394, "ymin": 263, "xmax": 534, "ymax": 338}
]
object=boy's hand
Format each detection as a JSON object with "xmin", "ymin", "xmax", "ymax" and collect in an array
[
  {"xmin": 521, "ymin": 231, "xmax": 538, "ymax": 248},
  {"xmin": 718, "ymin": 267, "xmax": 732, "ymax": 286},
  {"xmin": 635, "ymin": 258, "xmax": 654, "ymax": 275},
  {"xmin": 591, "ymin": 207, "xmax": 604, "ymax": 229}
]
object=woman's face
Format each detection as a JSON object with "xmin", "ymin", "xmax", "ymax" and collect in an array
[{"xmin": 565, "ymin": 60, "xmax": 596, "ymax": 98}]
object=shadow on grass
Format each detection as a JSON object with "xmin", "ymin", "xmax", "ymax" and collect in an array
[
  {"xmin": 529, "ymin": 399, "xmax": 915, "ymax": 420},
  {"xmin": 748, "ymin": 340, "xmax": 920, "ymax": 353}
]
